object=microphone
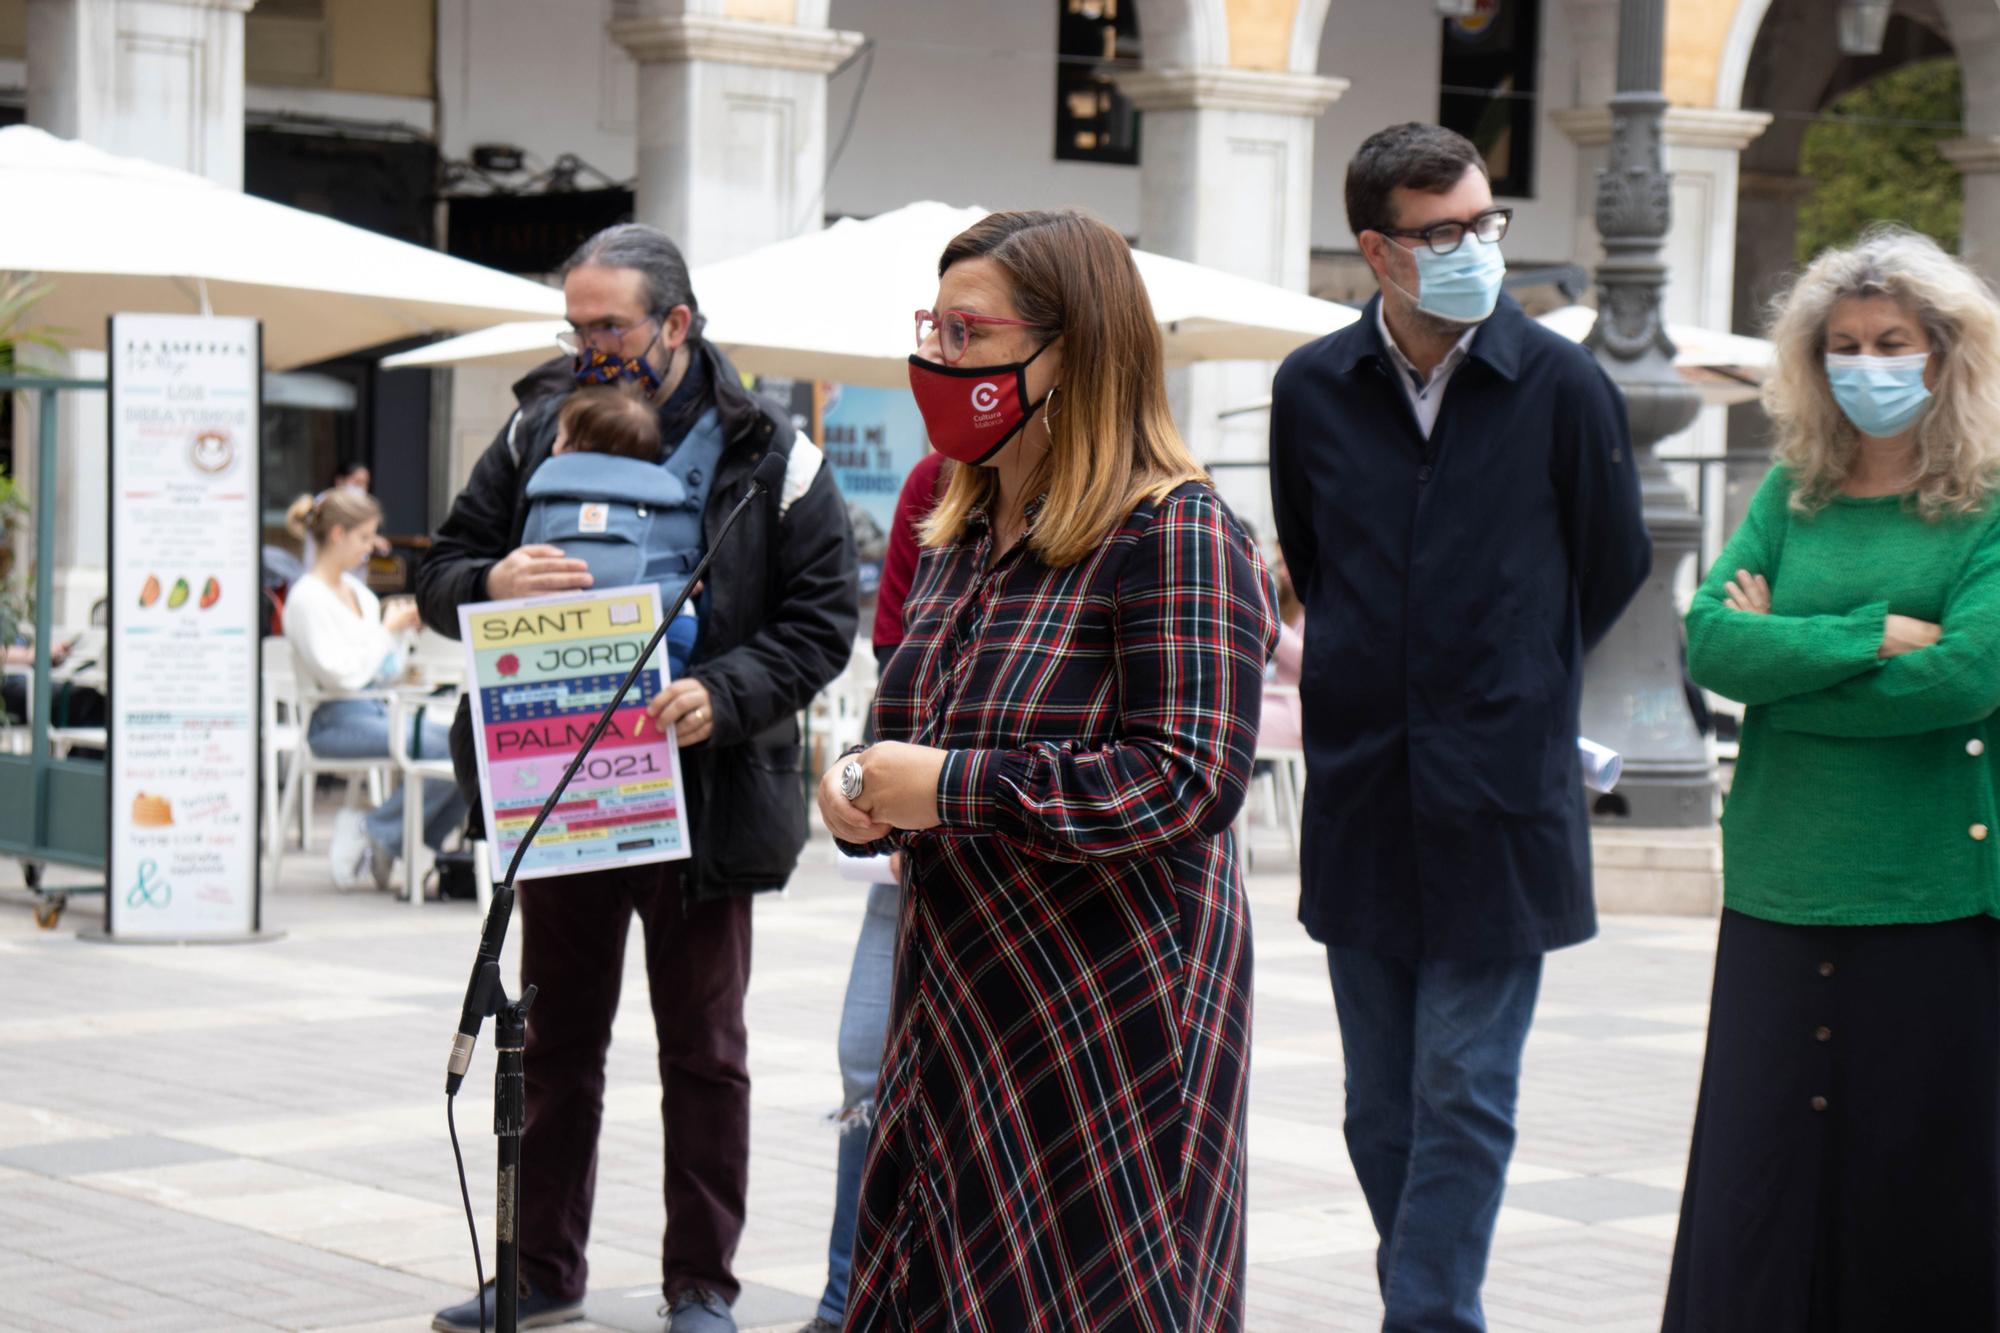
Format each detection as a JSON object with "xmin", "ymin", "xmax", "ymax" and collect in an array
[
  {"xmin": 445, "ymin": 444, "xmax": 792, "ymax": 1095},
  {"xmin": 445, "ymin": 885, "xmax": 513, "ymax": 1095}
]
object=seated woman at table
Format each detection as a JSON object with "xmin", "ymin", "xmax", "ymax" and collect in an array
[
  {"xmin": 2, "ymin": 640, "xmax": 66, "ymax": 724},
  {"xmin": 283, "ymin": 489, "xmax": 465, "ymax": 890}
]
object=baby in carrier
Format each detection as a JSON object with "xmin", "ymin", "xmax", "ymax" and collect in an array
[{"xmin": 521, "ymin": 386, "xmax": 707, "ymax": 679}]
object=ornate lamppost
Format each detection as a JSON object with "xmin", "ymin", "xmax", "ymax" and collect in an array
[{"xmin": 1577, "ymin": 0, "xmax": 1720, "ymax": 826}]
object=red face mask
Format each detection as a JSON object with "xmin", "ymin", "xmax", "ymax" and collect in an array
[{"xmin": 906, "ymin": 341, "xmax": 1054, "ymax": 466}]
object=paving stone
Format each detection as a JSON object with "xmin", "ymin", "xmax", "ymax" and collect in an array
[
  {"xmin": 0, "ymin": 816, "xmax": 1721, "ymax": 1331},
  {"xmin": 0, "ymin": 1133, "xmax": 233, "ymax": 1179}
]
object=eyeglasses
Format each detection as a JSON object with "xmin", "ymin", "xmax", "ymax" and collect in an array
[
  {"xmin": 915, "ymin": 308, "xmax": 1046, "ymax": 365},
  {"xmin": 555, "ymin": 316, "xmax": 657, "ymax": 356},
  {"xmin": 1373, "ymin": 207, "xmax": 1513, "ymax": 256}
]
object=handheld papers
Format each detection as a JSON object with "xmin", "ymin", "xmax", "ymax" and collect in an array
[
  {"xmin": 1579, "ymin": 737, "xmax": 1623, "ymax": 794},
  {"xmin": 460, "ymin": 586, "xmax": 691, "ymax": 882},
  {"xmin": 836, "ymin": 852, "xmax": 902, "ymax": 886}
]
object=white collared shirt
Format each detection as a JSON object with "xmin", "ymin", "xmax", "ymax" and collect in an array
[{"xmin": 1376, "ymin": 300, "xmax": 1478, "ymax": 440}]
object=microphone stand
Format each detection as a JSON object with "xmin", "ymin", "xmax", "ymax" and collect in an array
[
  {"xmin": 447, "ymin": 456, "xmax": 785, "ymax": 1333},
  {"xmin": 493, "ymin": 981, "xmax": 532, "ymax": 1333}
]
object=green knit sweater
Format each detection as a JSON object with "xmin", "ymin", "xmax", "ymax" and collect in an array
[{"xmin": 1686, "ymin": 466, "xmax": 2000, "ymax": 926}]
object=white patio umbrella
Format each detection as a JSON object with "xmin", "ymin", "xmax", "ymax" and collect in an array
[
  {"xmin": 1536, "ymin": 304, "xmax": 1771, "ymax": 408},
  {"xmin": 1218, "ymin": 303, "xmax": 1776, "ymax": 422},
  {"xmin": 381, "ymin": 200, "xmax": 1359, "ymax": 384},
  {"xmin": 0, "ymin": 125, "xmax": 565, "ymax": 369}
]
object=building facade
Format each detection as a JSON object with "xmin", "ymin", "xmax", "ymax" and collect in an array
[{"xmin": 1, "ymin": 0, "xmax": 1993, "ymax": 621}]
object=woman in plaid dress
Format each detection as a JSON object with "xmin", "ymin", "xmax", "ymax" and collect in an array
[{"xmin": 817, "ymin": 210, "xmax": 1277, "ymax": 1332}]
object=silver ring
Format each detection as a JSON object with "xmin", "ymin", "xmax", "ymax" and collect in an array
[{"xmin": 840, "ymin": 759, "xmax": 864, "ymax": 803}]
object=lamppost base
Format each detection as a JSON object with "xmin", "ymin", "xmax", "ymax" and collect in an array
[{"xmin": 1590, "ymin": 763, "xmax": 1719, "ymax": 828}]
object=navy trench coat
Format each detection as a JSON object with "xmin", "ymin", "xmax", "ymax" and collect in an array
[{"xmin": 1269, "ymin": 295, "xmax": 1650, "ymax": 959}]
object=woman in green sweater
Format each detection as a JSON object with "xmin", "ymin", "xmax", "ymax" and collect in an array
[{"xmin": 1664, "ymin": 227, "xmax": 2000, "ymax": 1330}]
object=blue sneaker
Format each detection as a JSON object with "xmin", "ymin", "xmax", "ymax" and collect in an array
[
  {"xmin": 663, "ymin": 1288, "xmax": 737, "ymax": 1333},
  {"xmin": 432, "ymin": 1277, "xmax": 584, "ymax": 1332}
]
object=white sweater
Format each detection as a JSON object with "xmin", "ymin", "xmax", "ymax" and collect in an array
[{"xmin": 284, "ymin": 573, "xmax": 407, "ymax": 695}]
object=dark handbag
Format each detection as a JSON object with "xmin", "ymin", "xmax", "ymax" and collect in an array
[{"xmin": 427, "ymin": 846, "xmax": 479, "ymax": 901}]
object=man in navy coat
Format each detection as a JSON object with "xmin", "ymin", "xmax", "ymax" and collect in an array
[{"xmin": 1270, "ymin": 123, "xmax": 1650, "ymax": 1332}]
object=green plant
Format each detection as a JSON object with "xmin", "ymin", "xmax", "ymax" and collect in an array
[
  {"xmin": 0, "ymin": 274, "xmax": 56, "ymax": 647},
  {"xmin": 0, "ymin": 469, "xmax": 26, "ymax": 649},
  {"xmin": 0, "ymin": 273, "xmax": 64, "ymax": 374},
  {"xmin": 1796, "ymin": 58, "xmax": 1963, "ymax": 262}
]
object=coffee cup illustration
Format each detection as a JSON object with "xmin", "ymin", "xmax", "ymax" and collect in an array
[{"xmin": 190, "ymin": 430, "xmax": 234, "ymax": 474}]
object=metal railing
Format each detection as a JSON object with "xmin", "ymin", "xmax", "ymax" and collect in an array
[{"xmin": 1, "ymin": 373, "xmax": 110, "ymax": 923}]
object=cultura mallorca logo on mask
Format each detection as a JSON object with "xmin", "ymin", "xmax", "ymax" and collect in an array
[{"xmin": 908, "ymin": 339, "xmax": 1056, "ymax": 466}]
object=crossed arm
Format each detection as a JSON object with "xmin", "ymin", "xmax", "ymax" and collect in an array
[{"xmin": 1686, "ymin": 473, "xmax": 2000, "ymax": 737}]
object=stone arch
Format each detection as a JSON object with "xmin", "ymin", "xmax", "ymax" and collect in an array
[
  {"xmin": 1723, "ymin": 0, "xmax": 1963, "ymax": 530},
  {"xmin": 1730, "ymin": 0, "xmax": 1957, "ymax": 334},
  {"xmin": 1939, "ymin": 0, "xmax": 2000, "ymax": 136},
  {"xmin": 1716, "ymin": 0, "xmax": 1776, "ymax": 110},
  {"xmin": 1288, "ymin": 0, "xmax": 1335, "ymax": 75},
  {"xmin": 1139, "ymin": 0, "xmax": 1230, "ymax": 69},
  {"xmin": 1136, "ymin": 0, "xmax": 1336, "ymax": 75}
]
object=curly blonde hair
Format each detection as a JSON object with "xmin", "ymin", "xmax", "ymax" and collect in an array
[{"xmin": 1763, "ymin": 226, "xmax": 2000, "ymax": 519}]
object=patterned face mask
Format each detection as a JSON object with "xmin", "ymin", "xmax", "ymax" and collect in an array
[{"xmin": 571, "ymin": 345, "xmax": 664, "ymax": 392}]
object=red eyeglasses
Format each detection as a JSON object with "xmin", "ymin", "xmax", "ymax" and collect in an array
[{"xmin": 914, "ymin": 308, "xmax": 1045, "ymax": 365}]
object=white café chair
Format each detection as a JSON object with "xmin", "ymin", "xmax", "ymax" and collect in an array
[
  {"xmin": 266, "ymin": 665, "xmax": 400, "ymax": 888},
  {"xmin": 259, "ymin": 636, "xmax": 306, "ymax": 854},
  {"xmin": 804, "ymin": 635, "xmax": 879, "ymax": 773},
  {"xmin": 410, "ymin": 627, "xmax": 466, "ymax": 688},
  {"xmin": 1236, "ymin": 684, "xmax": 1306, "ymax": 871},
  {"xmin": 0, "ymin": 627, "xmax": 98, "ymax": 757},
  {"xmin": 387, "ymin": 686, "xmax": 463, "ymax": 907},
  {"xmin": 0, "ymin": 663, "xmax": 26, "ymax": 755},
  {"xmin": 43, "ymin": 626, "xmax": 108, "ymax": 759}
]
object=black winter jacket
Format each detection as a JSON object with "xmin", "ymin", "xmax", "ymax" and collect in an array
[{"xmin": 415, "ymin": 341, "xmax": 859, "ymax": 900}]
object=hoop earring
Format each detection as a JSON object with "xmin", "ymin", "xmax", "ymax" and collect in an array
[{"xmin": 1042, "ymin": 384, "xmax": 1060, "ymax": 436}]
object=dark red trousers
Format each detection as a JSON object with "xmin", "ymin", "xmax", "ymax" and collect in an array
[{"xmin": 517, "ymin": 862, "xmax": 753, "ymax": 1304}]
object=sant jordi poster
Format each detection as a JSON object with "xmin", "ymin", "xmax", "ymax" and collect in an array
[{"xmin": 459, "ymin": 585, "xmax": 690, "ymax": 882}]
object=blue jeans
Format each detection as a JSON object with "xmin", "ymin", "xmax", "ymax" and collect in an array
[
  {"xmin": 307, "ymin": 697, "xmax": 465, "ymax": 859},
  {"xmin": 816, "ymin": 878, "xmax": 901, "ymax": 1325},
  {"xmin": 1326, "ymin": 947, "xmax": 1544, "ymax": 1333}
]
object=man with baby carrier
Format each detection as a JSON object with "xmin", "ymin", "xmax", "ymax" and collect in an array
[{"xmin": 415, "ymin": 222, "xmax": 858, "ymax": 1333}]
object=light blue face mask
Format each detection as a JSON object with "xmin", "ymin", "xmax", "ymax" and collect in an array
[
  {"xmin": 1393, "ymin": 238, "xmax": 1507, "ymax": 325},
  {"xmin": 1825, "ymin": 352, "xmax": 1932, "ymax": 438}
]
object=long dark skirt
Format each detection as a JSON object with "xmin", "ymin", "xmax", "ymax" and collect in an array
[{"xmin": 1663, "ymin": 909, "xmax": 2000, "ymax": 1332}]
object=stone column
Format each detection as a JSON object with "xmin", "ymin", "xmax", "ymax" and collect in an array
[
  {"xmin": 1732, "ymin": 170, "xmax": 1814, "ymax": 331},
  {"xmin": 1114, "ymin": 66, "xmax": 1346, "ymax": 538},
  {"xmin": 24, "ymin": 0, "xmax": 254, "ymax": 625},
  {"xmin": 1723, "ymin": 168, "xmax": 1813, "ymax": 533},
  {"xmin": 1556, "ymin": 106, "xmax": 1769, "ymax": 568},
  {"xmin": 608, "ymin": 7, "xmax": 862, "ymax": 265},
  {"xmin": 26, "ymin": 0, "xmax": 253, "ymax": 187},
  {"xmin": 1941, "ymin": 135, "xmax": 2000, "ymax": 279}
]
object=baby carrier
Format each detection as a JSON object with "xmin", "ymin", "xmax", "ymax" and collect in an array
[{"xmin": 520, "ymin": 407, "xmax": 726, "ymax": 678}]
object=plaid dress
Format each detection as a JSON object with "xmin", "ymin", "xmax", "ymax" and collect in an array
[{"xmin": 844, "ymin": 482, "xmax": 1276, "ymax": 1332}]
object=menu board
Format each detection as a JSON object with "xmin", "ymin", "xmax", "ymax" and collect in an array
[
  {"xmin": 459, "ymin": 585, "xmax": 691, "ymax": 882},
  {"xmin": 106, "ymin": 314, "xmax": 262, "ymax": 939}
]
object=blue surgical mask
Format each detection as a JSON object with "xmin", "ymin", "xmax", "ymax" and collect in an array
[
  {"xmin": 1825, "ymin": 352, "xmax": 1932, "ymax": 438},
  {"xmin": 1394, "ymin": 239, "xmax": 1507, "ymax": 325}
]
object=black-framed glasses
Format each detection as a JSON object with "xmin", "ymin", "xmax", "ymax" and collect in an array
[
  {"xmin": 1373, "ymin": 208, "xmax": 1513, "ymax": 256},
  {"xmin": 555, "ymin": 316, "xmax": 658, "ymax": 356}
]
